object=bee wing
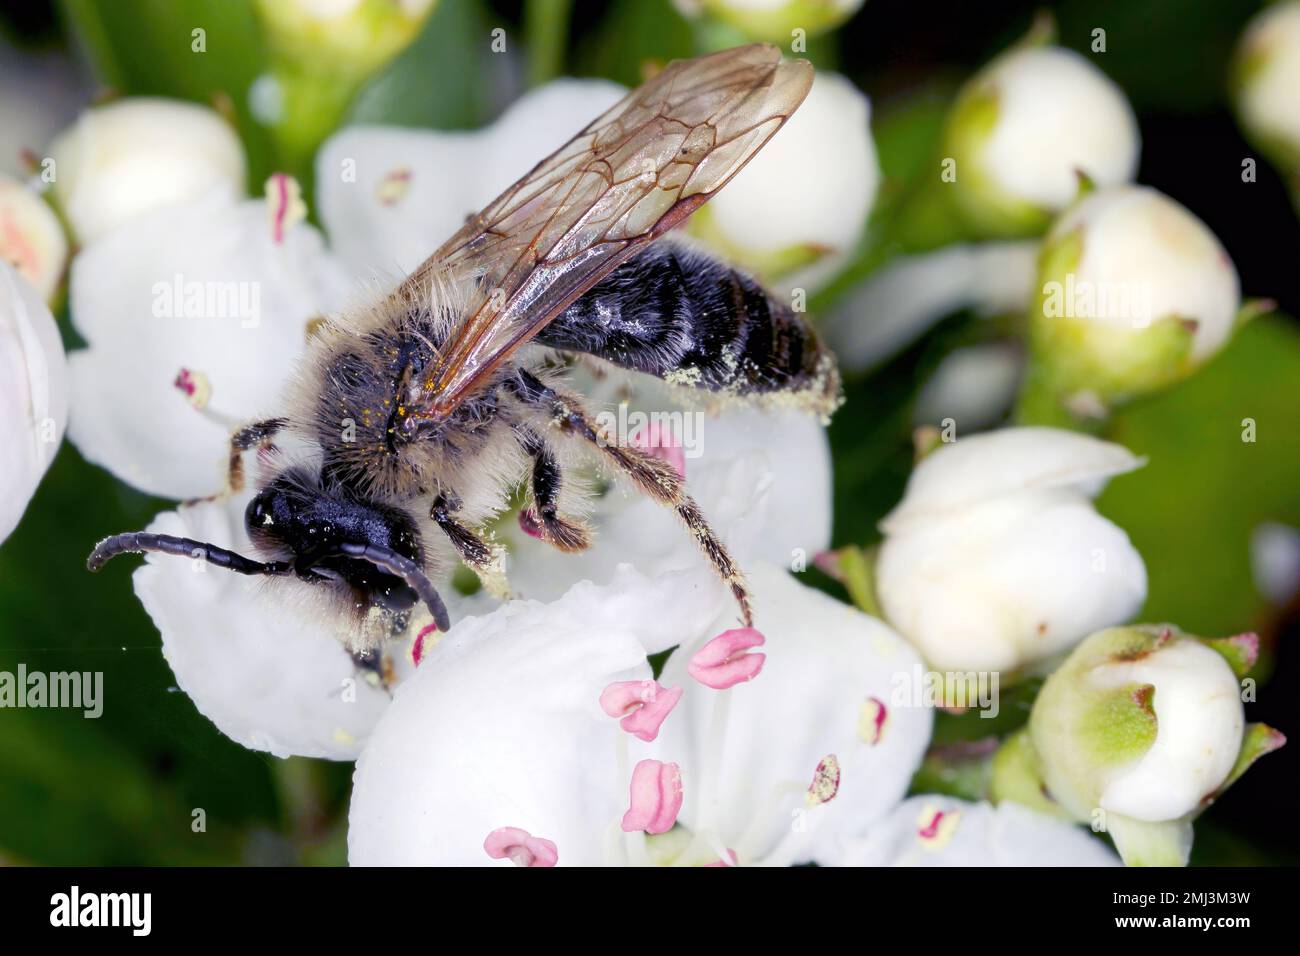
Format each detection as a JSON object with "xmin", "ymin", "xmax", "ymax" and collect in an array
[{"xmin": 398, "ymin": 43, "xmax": 813, "ymax": 421}]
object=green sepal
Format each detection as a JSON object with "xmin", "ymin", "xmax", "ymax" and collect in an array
[
  {"xmin": 1105, "ymin": 813, "xmax": 1194, "ymax": 867},
  {"xmin": 1207, "ymin": 723, "xmax": 1287, "ymax": 804},
  {"xmin": 812, "ymin": 545, "xmax": 881, "ymax": 618},
  {"xmin": 988, "ymin": 729, "xmax": 1072, "ymax": 819},
  {"xmin": 1200, "ymin": 632, "xmax": 1260, "ymax": 679}
]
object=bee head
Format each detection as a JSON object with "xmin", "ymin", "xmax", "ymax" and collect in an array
[{"xmin": 243, "ymin": 482, "xmax": 298, "ymax": 556}]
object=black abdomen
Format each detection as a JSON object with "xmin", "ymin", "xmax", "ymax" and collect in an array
[{"xmin": 539, "ymin": 239, "xmax": 838, "ymax": 411}]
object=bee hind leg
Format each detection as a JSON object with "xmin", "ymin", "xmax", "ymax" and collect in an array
[
  {"xmin": 519, "ymin": 429, "xmax": 591, "ymax": 553},
  {"xmin": 508, "ymin": 370, "xmax": 752, "ymax": 627}
]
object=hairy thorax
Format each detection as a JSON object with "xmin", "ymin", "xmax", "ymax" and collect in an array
[{"xmin": 294, "ymin": 295, "xmax": 515, "ymax": 505}]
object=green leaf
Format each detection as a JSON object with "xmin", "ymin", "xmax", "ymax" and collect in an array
[
  {"xmin": 347, "ymin": 0, "xmax": 493, "ymax": 130},
  {"xmin": 1099, "ymin": 316, "xmax": 1300, "ymax": 637},
  {"xmin": 58, "ymin": 0, "xmax": 277, "ymax": 184}
]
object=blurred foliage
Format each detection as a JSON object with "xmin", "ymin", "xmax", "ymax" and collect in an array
[
  {"xmin": 1102, "ymin": 316, "xmax": 1300, "ymax": 639},
  {"xmin": 0, "ymin": 0, "xmax": 1296, "ymax": 865}
]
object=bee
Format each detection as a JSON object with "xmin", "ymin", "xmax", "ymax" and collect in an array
[{"xmin": 88, "ymin": 44, "xmax": 840, "ymax": 642}]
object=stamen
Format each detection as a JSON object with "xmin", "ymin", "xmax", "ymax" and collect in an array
[
  {"xmin": 376, "ymin": 167, "xmax": 413, "ymax": 206},
  {"xmin": 483, "ymin": 827, "xmax": 558, "ymax": 867},
  {"xmin": 410, "ymin": 622, "xmax": 439, "ymax": 667},
  {"xmin": 687, "ymin": 627, "xmax": 766, "ymax": 689},
  {"xmin": 629, "ymin": 421, "xmax": 686, "ymax": 479},
  {"xmin": 916, "ymin": 804, "xmax": 961, "ymax": 849},
  {"xmin": 805, "ymin": 754, "xmax": 841, "ymax": 807},
  {"xmin": 858, "ymin": 697, "xmax": 888, "ymax": 745},
  {"xmin": 173, "ymin": 368, "xmax": 213, "ymax": 410},
  {"xmin": 265, "ymin": 172, "xmax": 306, "ymax": 244},
  {"xmin": 621, "ymin": 759, "xmax": 682, "ymax": 835},
  {"xmin": 517, "ymin": 507, "xmax": 546, "ymax": 540},
  {"xmin": 599, "ymin": 679, "xmax": 682, "ymax": 742}
]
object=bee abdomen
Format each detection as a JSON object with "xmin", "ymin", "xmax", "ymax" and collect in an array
[{"xmin": 539, "ymin": 239, "xmax": 839, "ymax": 414}]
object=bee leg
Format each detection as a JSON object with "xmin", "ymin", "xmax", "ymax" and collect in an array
[
  {"xmin": 180, "ymin": 418, "xmax": 289, "ymax": 507},
  {"xmin": 508, "ymin": 370, "xmax": 752, "ymax": 626},
  {"xmin": 519, "ymin": 430, "xmax": 591, "ymax": 553},
  {"xmin": 429, "ymin": 495, "xmax": 510, "ymax": 599},
  {"xmin": 226, "ymin": 418, "xmax": 289, "ymax": 492}
]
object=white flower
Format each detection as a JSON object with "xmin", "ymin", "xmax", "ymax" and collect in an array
[
  {"xmin": 913, "ymin": 342, "xmax": 1023, "ymax": 432},
  {"xmin": 66, "ymin": 184, "xmax": 354, "ymax": 500},
  {"xmin": 945, "ymin": 45, "xmax": 1140, "ymax": 236},
  {"xmin": 0, "ymin": 173, "xmax": 68, "ymax": 302},
  {"xmin": 349, "ymin": 562, "xmax": 932, "ymax": 866},
  {"xmin": 1025, "ymin": 624, "xmax": 1282, "ymax": 866},
  {"xmin": 319, "ymin": 72, "xmax": 874, "ymax": 295},
  {"xmin": 1092, "ymin": 639, "xmax": 1242, "ymax": 822},
  {"xmin": 48, "ymin": 98, "xmax": 246, "ymax": 245},
  {"xmin": 316, "ymin": 80, "xmax": 627, "ymax": 281},
  {"xmin": 833, "ymin": 795, "xmax": 1119, "ymax": 866},
  {"xmin": 1234, "ymin": 1, "xmax": 1300, "ymax": 168},
  {"xmin": 823, "ymin": 241, "xmax": 1037, "ymax": 372},
  {"xmin": 674, "ymin": 0, "xmax": 864, "ymax": 43},
  {"xmin": 1251, "ymin": 522, "xmax": 1300, "ymax": 605},
  {"xmin": 131, "ymin": 495, "xmax": 393, "ymax": 759},
  {"xmin": 0, "ymin": 262, "xmax": 67, "ymax": 545},
  {"xmin": 688, "ymin": 71, "xmax": 879, "ymax": 290},
  {"xmin": 875, "ymin": 427, "xmax": 1147, "ymax": 676},
  {"xmin": 1030, "ymin": 185, "xmax": 1241, "ymax": 410}
]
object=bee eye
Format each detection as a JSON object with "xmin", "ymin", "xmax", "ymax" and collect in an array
[{"xmin": 244, "ymin": 494, "xmax": 274, "ymax": 529}]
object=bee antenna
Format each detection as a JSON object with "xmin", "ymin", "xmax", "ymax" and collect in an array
[
  {"xmin": 332, "ymin": 541, "xmax": 452, "ymax": 633},
  {"xmin": 87, "ymin": 532, "xmax": 292, "ymax": 577}
]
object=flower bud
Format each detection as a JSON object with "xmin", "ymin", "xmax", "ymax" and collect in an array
[
  {"xmin": 875, "ymin": 427, "xmax": 1146, "ymax": 679},
  {"xmin": 251, "ymin": 1, "xmax": 436, "ymax": 176},
  {"xmin": 674, "ymin": 0, "xmax": 864, "ymax": 43},
  {"xmin": 943, "ymin": 45, "xmax": 1139, "ymax": 238},
  {"xmin": 1026, "ymin": 624, "xmax": 1284, "ymax": 866},
  {"xmin": 48, "ymin": 98, "xmax": 246, "ymax": 245},
  {"xmin": 0, "ymin": 174, "xmax": 67, "ymax": 302},
  {"xmin": 1026, "ymin": 185, "xmax": 1241, "ymax": 417},
  {"xmin": 688, "ymin": 71, "xmax": 878, "ymax": 288},
  {"xmin": 253, "ymin": 0, "xmax": 436, "ymax": 79},
  {"xmin": 0, "ymin": 261, "xmax": 67, "ymax": 544},
  {"xmin": 1233, "ymin": 1, "xmax": 1300, "ymax": 181}
]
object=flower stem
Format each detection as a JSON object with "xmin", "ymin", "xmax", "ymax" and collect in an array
[{"xmin": 524, "ymin": 0, "xmax": 573, "ymax": 88}]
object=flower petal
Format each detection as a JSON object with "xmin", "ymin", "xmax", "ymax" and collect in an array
[
  {"xmin": 879, "ymin": 426, "xmax": 1143, "ymax": 533},
  {"xmin": 48, "ymin": 97, "xmax": 246, "ymax": 244},
  {"xmin": 0, "ymin": 262, "xmax": 67, "ymax": 544},
  {"xmin": 877, "ymin": 491, "xmax": 1147, "ymax": 673},
  {"xmin": 66, "ymin": 186, "xmax": 354, "ymax": 499},
  {"xmin": 348, "ymin": 570, "xmax": 661, "ymax": 866},
  {"xmin": 316, "ymin": 79, "xmax": 626, "ymax": 280},
  {"xmin": 501, "ymin": 374, "xmax": 832, "ymax": 612},
  {"xmin": 833, "ymin": 796, "xmax": 1121, "ymax": 866},
  {"xmin": 696, "ymin": 71, "xmax": 878, "ymax": 290},
  {"xmin": 823, "ymin": 241, "xmax": 1037, "ymax": 373},
  {"xmin": 653, "ymin": 562, "xmax": 932, "ymax": 864},
  {"xmin": 132, "ymin": 494, "xmax": 391, "ymax": 759}
]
